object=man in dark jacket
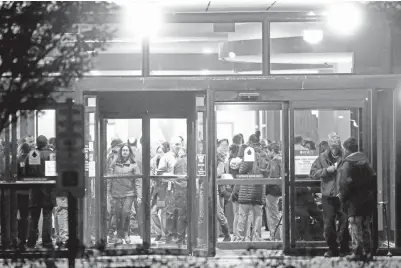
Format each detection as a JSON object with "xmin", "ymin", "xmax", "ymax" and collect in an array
[
  {"xmin": 338, "ymin": 137, "xmax": 376, "ymax": 261},
  {"xmin": 26, "ymin": 135, "xmax": 55, "ymax": 249},
  {"xmin": 310, "ymin": 132, "xmax": 350, "ymax": 257}
]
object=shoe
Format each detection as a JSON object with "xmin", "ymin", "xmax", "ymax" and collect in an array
[
  {"xmin": 346, "ymin": 253, "xmax": 363, "ymax": 261},
  {"xmin": 154, "ymin": 235, "xmax": 163, "ymax": 242},
  {"xmin": 324, "ymin": 250, "xmax": 339, "ymax": 258},
  {"xmin": 223, "ymin": 235, "xmax": 231, "ymax": 242},
  {"xmin": 124, "ymin": 236, "xmax": 131, "ymax": 244},
  {"xmin": 42, "ymin": 242, "xmax": 54, "ymax": 249}
]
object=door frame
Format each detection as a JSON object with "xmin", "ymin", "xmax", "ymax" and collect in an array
[
  {"xmin": 95, "ymin": 95, "xmax": 198, "ymax": 255},
  {"xmin": 213, "ymin": 101, "xmax": 291, "ymax": 251}
]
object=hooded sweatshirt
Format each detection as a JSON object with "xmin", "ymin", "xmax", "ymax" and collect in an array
[{"xmin": 338, "ymin": 152, "xmax": 376, "ymax": 217}]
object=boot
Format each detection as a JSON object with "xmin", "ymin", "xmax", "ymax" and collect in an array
[{"xmin": 221, "ymin": 224, "xmax": 231, "ymax": 242}]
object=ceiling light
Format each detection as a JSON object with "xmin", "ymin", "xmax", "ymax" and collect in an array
[
  {"xmin": 303, "ymin": 29, "xmax": 323, "ymax": 44},
  {"xmin": 307, "ymin": 11, "xmax": 316, "ymax": 16},
  {"xmin": 229, "ymin": 52, "xmax": 236, "ymax": 58},
  {"xmin": 202, "ymin": 48, "xmax": 213, "ymax": 54},
  {"xmin": 338, "ymin": 115, "xmax": 344, "ymax": 119},
  {"xmin": 327, "ymin": 2, "xmax": 363, "ymax": 36}
]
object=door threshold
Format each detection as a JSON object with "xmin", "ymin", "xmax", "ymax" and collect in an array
[{"xmin": 217, "ymin": 241, "xmax": 282, "ymax": 250}]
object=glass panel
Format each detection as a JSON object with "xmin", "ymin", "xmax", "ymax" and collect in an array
[
  {"xmin": 16, "ymin": 110, "xmax": 66, "ymax": 249},
  {"xmin": 149, "ymin": 118, "xmax": 187, "ymax": 248},
  {"xmin": 89, "ymin": 22, "xmax": 142, "ymax": 76},
  {"xmin": 215, "ymin": 106, "xmax": 283, "ymax": 248},
  {"xmin": 103, "ymin": 119, "xmax": 143, "ymax": 247},
  {"xmin": 293, "ymin": 109, "xmax": 354, "ymax": 242},
  {"xmin": 270, "ymin": 22, "xmax": 354, "ymax": 74},
  {"xmin": 150, "ymin": 23, "xmax": 262, "ymax": 75},
  {"xmin": 377, "ymin": 91, "xmax": 396, "ymax": 248}
]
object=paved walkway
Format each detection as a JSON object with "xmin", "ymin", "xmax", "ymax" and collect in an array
[{"xmin": 1, "ymin": 251, "xmax": 401, "ymax": 267}]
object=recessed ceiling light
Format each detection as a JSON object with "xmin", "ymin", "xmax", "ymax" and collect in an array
[
  {"xmin": 303, "ymin": 29, "xmax": 323, "ymax": 44},
  {"xmin": 229, "ymin": 52, "xmax": 236, "ymax": 58},
  {"xmin": 202, "ymin": 48, "xmax": 213, "ymax": 54}
]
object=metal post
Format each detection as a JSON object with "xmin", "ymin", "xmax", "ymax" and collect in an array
[
  {"xmin": 282, "ymin": 101, "xmax": 290, "ymax": 254},
  {"xmin": 262, "ymin": 20, "xmax": 270, "ymax": 76},
  {"xmin": 207, "ymin": 89, "xmax": 216, "ymax": 256},
  {"xmin": 68, "ymin": 193, "xmax": 78, "ymax": 268},
  {"xmin": 142, "ymin": 112, "xmax": 151, "ymax": 249},
  {"xmin": 187, "ymin": 95, "xmax": 196, "ymax": 253},
  {"xmin": 370, "ymin": 89, "xmax": 379, "ymax": 254}
]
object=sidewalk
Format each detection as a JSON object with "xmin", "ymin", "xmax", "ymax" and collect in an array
[{"xmin": 1, "ymin": 250, "xmax": 401, "ymax": 268}]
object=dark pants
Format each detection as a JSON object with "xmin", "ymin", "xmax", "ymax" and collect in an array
[
  {"xmin": 27, "ymin": 207, "xmax": 53, "ymax": 247},
  {"xmin": 166, "ymin": 191, "xmax": 187, "ymax": 241},
  {"xmin": 17, "ymin": 193, "xmax": 29, "ymax": 245},
  {"xmin": 322, "ymin": 196, "xmax": 350, "ymax": 252}
]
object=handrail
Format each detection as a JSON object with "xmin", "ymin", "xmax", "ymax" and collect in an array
[
  {"xmin": 102, "ymin": 174, "xmax": 188, "ymax": 180},
  {"xmin": 217, "ymin": 178, "xmax": 281, "ymax": 185}
]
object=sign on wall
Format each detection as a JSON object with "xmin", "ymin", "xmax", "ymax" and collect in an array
[
  {"xmin": 295, "ymin": 150, "xmax": 318, "ymax": 176},
  {"xmin": 196, "ymin": 154, "xmax": 206, "ymax": 177}
]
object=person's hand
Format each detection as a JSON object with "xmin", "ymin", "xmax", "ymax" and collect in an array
[{"xmin": 327, "ymin": 165, "xmax": 336, "ymax": 173}]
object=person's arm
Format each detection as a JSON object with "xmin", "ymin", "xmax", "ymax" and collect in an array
[
  {"xmin": 156, "ymin": 155, "xmax": 169, "ymax": 174},
  {"xmin": 310, "ymin": 156, "xmax": 330, "ymax": 180},
  {"xmin": 338, "ymin": 161, "xmax": 352, "ymax": 201}
]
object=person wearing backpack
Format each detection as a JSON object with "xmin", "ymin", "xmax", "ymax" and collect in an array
[{"xmin": 234, "ymin": 134, "xmax": 265, "ymax": 241}]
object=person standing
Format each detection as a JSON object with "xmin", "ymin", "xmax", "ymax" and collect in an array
[
  {"xmin": 338, "ymin": 137, "xmax": 376, "ymax": 261},
  {"xmin": 26, "ymin": 135, "xmax": 55, "ymax": 249},
  {"xmin": 310, "ymin": 132, "xmax": 350, "ymax": 257}
]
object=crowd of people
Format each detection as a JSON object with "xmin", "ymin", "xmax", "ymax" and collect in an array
[
  {"xmin": 0, "ymin": 130, "xmax": 376, "ymax": 260},
  {"xmin": 0, "ymin": 134, "xmax": 68, "ymax": 250}
]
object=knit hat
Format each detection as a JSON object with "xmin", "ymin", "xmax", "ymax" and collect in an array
[
  {"xmin": 328, "ymin": 132, "xmax": 341, "ymax": 146},
  {"xmin": 111, "ymin": 139, "xmax": 123, "ymax": 148},
  {"xmin": 36, "ymin": 135, "xmax": 48, "ymax": 149},
  {"xmin": 343, "ymin": 137, "xmax": 358, "ymax": 153},
  {"xmin": 248, "ymin": 134, "xmax": 259, "ymax": 146}
]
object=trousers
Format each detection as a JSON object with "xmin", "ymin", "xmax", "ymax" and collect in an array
[{"xmin": 321, "ymin": 196, "xmax": 350, "ymax": 252}]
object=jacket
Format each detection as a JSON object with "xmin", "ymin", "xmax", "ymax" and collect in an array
[
  {"xmin": 157, "ymin": 151, "xmax": 178, "ymax": 175},
  {"xmin": 25, "ymin": 146, "xmax": 56, "ymax": 208},
  {"xmin": 338, "ymin": 152, "xmax": 376, "ymax": 217},
  {"xmin": 235, "ymin": 145, "xmax": 265, "ymax": 206},
  {"xmin": 108, "ymin": 158, "xmax": 140, "ymax": 198},
  {"xmin": 173, "ymin": 158, "xmax": 187, "ymax": 198},
  {"xmin": 266, "ymin": 154, "xmax": 282, "ymax": 197},
  {"xmin": 310, "ymin": 150, "xmax": 342, "ymax": 197}
]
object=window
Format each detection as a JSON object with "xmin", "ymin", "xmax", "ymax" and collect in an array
[
  {"xmin": 270, "ymin": 22, "xmax": 354, "ymax": 74},
  {"xmin": 150, "ymin": 22, "xmax": 263, "ymax": 75}
]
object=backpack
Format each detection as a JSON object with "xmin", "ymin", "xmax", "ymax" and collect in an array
[{"xmin": 244, "ymin": 146, "xmax": 263, "ymax": 175}]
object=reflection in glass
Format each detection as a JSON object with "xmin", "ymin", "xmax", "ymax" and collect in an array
[
  {"xmin": 150, "ymin": 23, "xmax": 262, "ymax": 75},
  {"xmin": 149, "ymin": 118, "xmax": 188, "ymax": 248},
  {"xmin": 270, "ymin": 22, "xmax": 354, "ymax": 74}
]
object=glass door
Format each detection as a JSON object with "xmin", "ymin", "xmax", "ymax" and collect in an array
[
  {"xmin": 94, "ymin": 91, "xmax": 202, "ymax": 255},
  {"xmin": 289, "ymin": 104, "xmax": 365, "ymax": 253},
  {"xmin": 213, "ymin": 102, "xmax": 290, "ymax": 251}
]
